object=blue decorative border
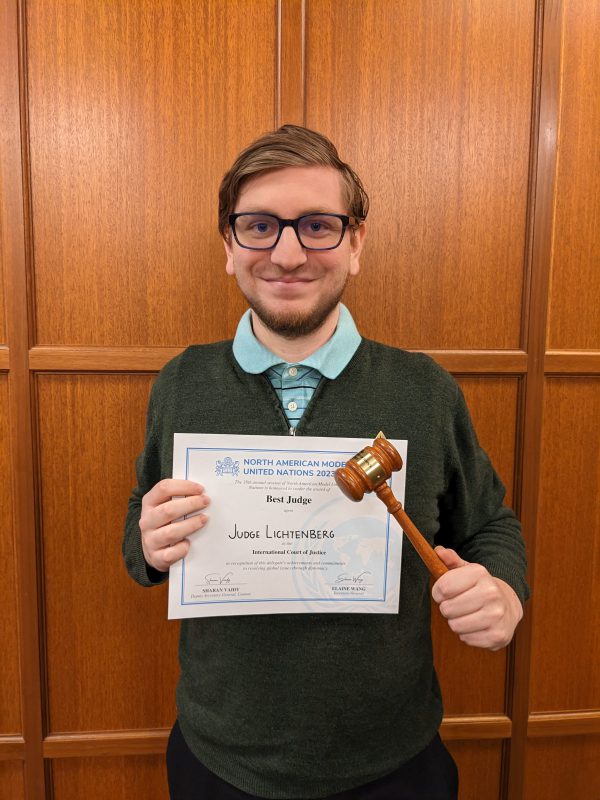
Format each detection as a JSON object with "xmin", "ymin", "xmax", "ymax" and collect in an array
[{"xmin": 179, "ymin": 446, "xmax": 395, "ymax": 607}]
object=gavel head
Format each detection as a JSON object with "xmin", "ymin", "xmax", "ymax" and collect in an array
[{"xmin": 334, "ymin": 437, "xmax": 403, "ymax": 501}]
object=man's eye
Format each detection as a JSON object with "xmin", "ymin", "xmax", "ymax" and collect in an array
[
  {"xmin": 241, "ymin": 217, "xmax": 276, "ymax": 236},
  {"xmin": 301, "ymin": 216, "xmax": 334, "ymax": 236}
]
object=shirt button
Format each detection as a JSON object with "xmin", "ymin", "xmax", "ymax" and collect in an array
[
  {"xmin": 288, "ymin": 367, "xmax": 298, "ymax": 377},
  {"xmin": 287, "ymin": 401, "xmax": 298, "ymax": 412}
]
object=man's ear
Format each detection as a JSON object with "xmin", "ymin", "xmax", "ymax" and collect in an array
[
  {"xmin": 349, "ymin": 221, "xmax": 367, "ymax": 277},
  {"xmin": 223, "ymin": 228, "xmax": 235, "ymax": 275}
]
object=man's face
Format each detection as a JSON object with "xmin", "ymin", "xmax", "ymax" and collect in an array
[{"xmin": 224, "ymin": 165, "xmax": 366, "ymax": 339}]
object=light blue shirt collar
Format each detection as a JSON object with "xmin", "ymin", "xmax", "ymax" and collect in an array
[{"xmin": 232, "ymin": 304, "xmax": 362, "ymax": 379}]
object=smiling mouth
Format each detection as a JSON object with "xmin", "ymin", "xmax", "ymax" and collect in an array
[{"xmin": 263, "ymin": 276, "xmax": 314, "ymax": 283}]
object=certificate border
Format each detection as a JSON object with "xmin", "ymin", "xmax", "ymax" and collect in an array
[{"xmin": 180, "ymin": 446, "xmax": 394, "ymax": 607}]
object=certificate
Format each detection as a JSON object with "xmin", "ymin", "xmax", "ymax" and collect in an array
[{"xmin": 168, "ymin": 434, "xmax": 407, "ymax": 618}]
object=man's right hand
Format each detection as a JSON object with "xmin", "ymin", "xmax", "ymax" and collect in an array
[{"xmin": 139, "ymin": 479, "xmax": 210, "ymax": 573}]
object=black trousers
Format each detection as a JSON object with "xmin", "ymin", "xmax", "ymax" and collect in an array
[{"xmin": 167, "ymin": 720, "xmax": 458, "ymax": 800}]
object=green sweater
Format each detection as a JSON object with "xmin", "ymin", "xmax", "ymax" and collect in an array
[{"xmin": 123, "ymin": 339, "xmax": 528, "ymax": 799}]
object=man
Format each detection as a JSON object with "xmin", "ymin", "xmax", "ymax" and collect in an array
[{"xmin": 123, "ymin": 125, "xmax": 528, "ymax": 800}]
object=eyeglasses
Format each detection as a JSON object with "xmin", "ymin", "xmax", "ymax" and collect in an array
[{"xmin": 228, "ymin": 213, "xmax": 361, "ymax": 251}]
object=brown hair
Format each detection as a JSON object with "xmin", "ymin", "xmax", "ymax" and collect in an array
[{"xmin": 218, "ymin": 124, "xmax": 369, "ymax": 236}]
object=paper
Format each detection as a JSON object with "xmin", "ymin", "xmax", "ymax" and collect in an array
[{"xmin": 168, "ymin": 434, "xmax": 406, "ymax": 618}]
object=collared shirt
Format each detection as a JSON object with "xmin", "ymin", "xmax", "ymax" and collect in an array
[{"xmin": 232, "ymin": 304, "xmax": 362, "ymax": 429}]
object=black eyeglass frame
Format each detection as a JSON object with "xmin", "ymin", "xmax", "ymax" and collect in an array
[{"xmin": 228, "ymin": 212, "xmax": 362, "ymax": 251}]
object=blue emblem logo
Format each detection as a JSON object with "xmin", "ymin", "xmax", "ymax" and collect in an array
[{"xmin": 215, "ymin": 456, "xmax": 240, "ymax": 477}]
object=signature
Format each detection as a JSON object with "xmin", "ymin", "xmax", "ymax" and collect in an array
[
  {"xmin": 205, "ymin": 572, "xmax": 233, "ymax": 585},
  {"xmin": 334, "ymin": 571, "xmax": 372, "ymax": 585}
]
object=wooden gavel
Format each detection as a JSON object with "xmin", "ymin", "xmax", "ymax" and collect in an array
[{"xmin": 334, "ymin": 437, "xmax": 448, "ymax": 581}]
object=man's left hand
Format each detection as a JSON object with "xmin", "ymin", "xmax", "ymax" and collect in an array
[{"xmin": 431, "ymin": 546, "xmax": 523, "ymax": 651}]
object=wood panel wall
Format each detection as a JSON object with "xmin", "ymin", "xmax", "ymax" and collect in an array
[{"xmin": 1, "ymin": 1, "xmax": 598, "ymax": 798}]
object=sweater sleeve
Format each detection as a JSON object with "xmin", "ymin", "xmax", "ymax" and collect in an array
[
  {"xmin": 122, "ymin": 375, "xmax": 170, "ymax": 587},
  {"xmin": 436, "ymin": 381, "xmax": 530, "ymax": 606}
]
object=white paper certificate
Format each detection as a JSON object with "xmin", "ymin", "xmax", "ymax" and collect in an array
[{"xmin": 168, "ymin": 434, "xmax": 407, "ymax": 618}]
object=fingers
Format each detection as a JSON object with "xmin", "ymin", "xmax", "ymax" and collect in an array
[
  {"xmin": 142, "ymin": 479, "xmax": 205, "ymax": 508},
  {"xmin": 434, "ymin": 546, "xmax": 468, "ymax": 570},
  {"xmin": 142, "ymin": 514, "xmax": 208, "ymax": 572},
  {"xmin": 432, "ymin": 561, "xmax": 486, "ymax": 603},
  {"xmin": 440, "ymin": 594, "xmax": 505, "ymax": 634},
  {"xmin": 141, "ymin": 492, "xmax": 209, "ymax": 532},
  {"xmin": 156, "ymin": 537, "xmax": 191, "ymax": 569},
  {"xmin": 440, "ymin": 598, "xmax": 512, "ymax": 651},
  {"xmin": 432, "ymin": 562, "xmax": 523, "ymax": 650},
  {"xmin": 140, "ymin": 479, "xmax": 210, "ymax": 572},
  {"xmin": 454, "ymin": 628, "xmax": 509, "ymax": 652},
  {"xmin": 151, "ymin": 510, "xmax": 210, "ymax": 550},
  {"xmin": 452, "ymin": 617, "xmax": 517, "ymax": 652},
  {"xmin": 438, "ymin": 585, "xmax": 486, "ymax": 620}
]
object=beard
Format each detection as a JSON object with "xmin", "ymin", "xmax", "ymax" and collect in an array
[{"xmin": 244, "ymin": 280, "xmax": 348, "ymax": 339}]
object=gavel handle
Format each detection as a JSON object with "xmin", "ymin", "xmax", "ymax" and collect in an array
[{"xmin": 375, "ymin": 483, "xmax": 448, "ymax": 581}]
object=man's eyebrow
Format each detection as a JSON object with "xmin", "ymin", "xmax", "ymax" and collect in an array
[{"xmin": 234, "ymin": 209, "xmax": 343, "ymax": 216}]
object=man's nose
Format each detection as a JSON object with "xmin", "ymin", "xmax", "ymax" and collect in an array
[{"xmin": 270, "ymin": 226, "xmax": 307, "ymax": 270}]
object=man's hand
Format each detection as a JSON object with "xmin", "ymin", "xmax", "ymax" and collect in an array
[
  {"xmin": 431, "ymin": 546, "xmax": 523, "ymax": 651},
  {"xmin": 139, "ymin": 479, "xmax": 210, "ymax": 573}
]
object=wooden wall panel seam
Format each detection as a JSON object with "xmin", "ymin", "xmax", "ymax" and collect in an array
[
  {"xmin": 276, "ymin": 0, "xmax": 282, "ymax": 124},
  {"xmin": 502, "ymin": 373, "xmax": 526, "ymax": 780},
  {"xmin": 507, "ymin": 1, "xmax": 562, "ymax": 798},
  {"xmin": 502, "ymin": 375, "xmax": 527, "ymax": 800},
  {"xmin": 18, "ymin": 0, "xmax": 36, "ymax": 352},
  {"xmin": 0, "ymin": 0, "xmax": 46, "ymax": 796},
  {"xmin": 0, "ymin": 345, "xmax": 9, "ymax": 370},
  {"xmin": 277, "ymin": 0, "xmax": 306, "ymax": 126}
]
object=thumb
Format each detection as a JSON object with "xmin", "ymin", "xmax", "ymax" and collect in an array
[{"xmin": 434, "ymin": 546, "xmax": 469, "ymax": 570}]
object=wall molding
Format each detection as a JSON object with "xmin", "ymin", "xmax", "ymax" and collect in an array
[
  {"xmin": 528, "ymin": 711, "xmax": 600, "ymax": 737},
  {"xmin": 43, "ymin": 729, "xmax": 169, "ymax": 759},
  {"xmin": 28, "ymin": 346, "xmax": 185, "ymax": 372},
  {"xmin": 0, "ymin": 736, "xmax": 25, "ymax": 761},
  {"xmin": 41, "ymin": 715, "xmax": 513, "ymax": 760},
  {"xmin": 441, "ymin": 715, "xmax": 512, "ymax": 740},
  {"xmin": 544, "ymin": 351, "xmax": 600, "ymax": 375},
  {"xmin": 27, "ymin": 345, "xmax": 528, "ymax": 374}
]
